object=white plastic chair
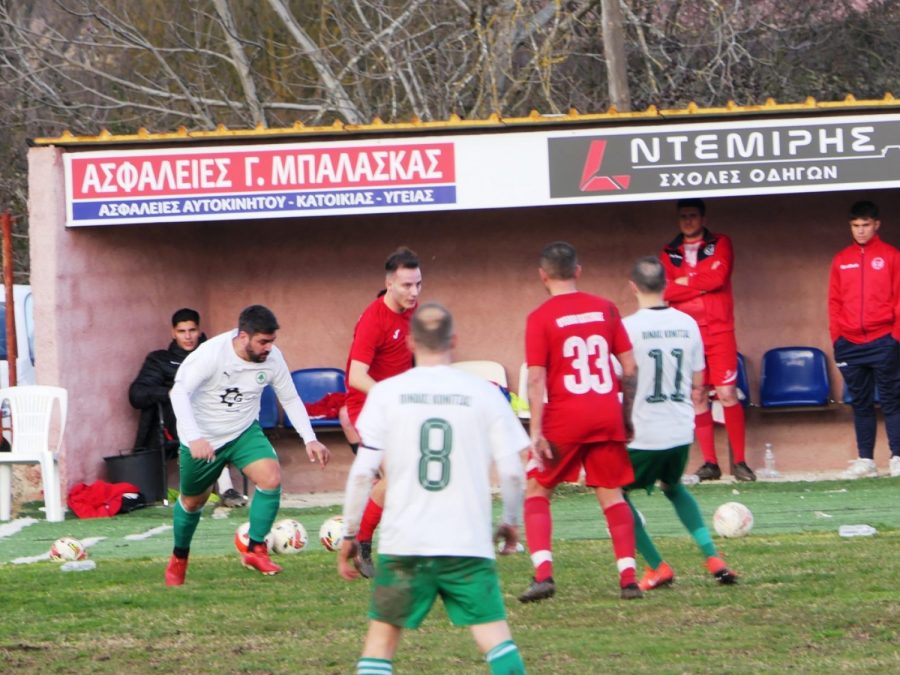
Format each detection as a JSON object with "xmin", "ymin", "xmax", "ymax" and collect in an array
[
  {"xmin": 452, "ymin": 360, "xmax": 509, "ymax": 388},
  {"xmin": 0, "ymin": 385, "xmax": 68, "ymax": 522}
]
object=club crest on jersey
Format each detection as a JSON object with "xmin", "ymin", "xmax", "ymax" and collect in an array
[
  {"xmin": 256, "ymin": 371, "xmax": 267, "ymax": 384},
  {"xmin": 872, "ymin": 257, "xmax": 885, "ymax": 271},
  {"xmin": 703, "ymin": 243, "xmax": 716, "ymax": 256},
  {"xmin": 220, "ymin": 387, "xmax": 243, "ymax": 407}
]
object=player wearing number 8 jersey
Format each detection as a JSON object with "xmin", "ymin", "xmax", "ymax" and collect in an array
[
  {"xmin": 338, "ymin": 303, "xmax": 529, "ymax": 675},
  {"xmin": 520, "ymin": 241, "xmax": 642, "ymax": 602}
]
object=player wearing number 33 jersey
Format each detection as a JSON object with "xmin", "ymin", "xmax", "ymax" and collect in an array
[{"xmin": 519, "ymin": 242, "xmax": 642, "ymax": 603}]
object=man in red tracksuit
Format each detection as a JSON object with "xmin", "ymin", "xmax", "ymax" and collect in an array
[
  {"xmin": 828, "ymin": 200, "xmax": 900, "ymax": 479},
  {"xmin": 660, "ymin": 198, "xmax": 755, "ymax": 482}
]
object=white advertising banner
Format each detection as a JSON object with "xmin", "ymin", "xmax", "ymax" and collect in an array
[{"xmin": 63, "ymin": 113, "xmax": 900, "ymax": 226}]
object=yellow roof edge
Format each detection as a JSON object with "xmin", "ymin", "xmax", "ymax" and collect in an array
[{"xmin": 31, "ymin": 93, "xmax": 899, "ymax": 146}]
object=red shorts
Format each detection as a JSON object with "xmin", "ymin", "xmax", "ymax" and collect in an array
[
  {"xmin": 527, "ymin": 440, "xmax": 634, "ymax": 490},
  {"xmin": 701, "ymin": 330, "xmax": 739, "ymax": 388}
]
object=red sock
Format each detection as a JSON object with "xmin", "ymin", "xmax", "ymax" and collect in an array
[
  {"xmin": 357, "ymin": 498, "xmax": 383, "ymax": 542},
  {"xmin": 695, "ymin": 410, "xmax": 718, "ymax": 465},
  {"xmin": 524, "ymin": 496, "xmax": 553, "ymax": 581},
  {"xmin": 604, "ymin": 501, "xmax": 637, "ymax": 588},
  {"xmin": 723, "ymin": 404, "xmax": 746, "ymax": 463}
]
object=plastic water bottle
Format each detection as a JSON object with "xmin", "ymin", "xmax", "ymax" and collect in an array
[
  {"xmin": 761, "ymin": 443, "xmax": 780, "ymax": 479},
  {"xmin": 60, "ymin": 559, "xmax": 97, "ymax": 572},
  {"xmin": 839, "ymin": 524, "xmax": 877, "ymax": 538},
  {"xmin": 681, "ymin": 473, "xmax": 700, "ymax": 485}
]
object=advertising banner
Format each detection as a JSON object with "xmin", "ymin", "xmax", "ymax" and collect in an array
[{"xmin": 62, "ymin": 113, "xmax": 900, "ymax": 226}]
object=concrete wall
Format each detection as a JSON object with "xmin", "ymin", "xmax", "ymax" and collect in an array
[{"xmin": 28, "ymin": 145, "xmax": 900, "ymax": 498}]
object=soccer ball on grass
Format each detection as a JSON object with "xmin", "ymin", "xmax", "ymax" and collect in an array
[
  {"xmin": 713, "ymin": 501, "xmax": 754, "ymax": 538},
  {"xmin": 270, "ymin": 518, "xmax": 308, "ymax": 555},
  {"xmin": 319, "ymin": 515, "xmax": 344, "ymax": 552},
  {"xmin": 49, "ymin": 536, "xmax": 87, "ymax": 561}
]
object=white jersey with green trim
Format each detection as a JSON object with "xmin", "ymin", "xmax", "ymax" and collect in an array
[
  {"xmin": 170, "ymin": 330, "xmax": 315, "ymax": 449},
  {"xmin": 623, "ymin": 307, "xmax": 705, "ymax": 450},
  {"xmin": 357, "ymin": 365, "xmax": 529, "ymax": 559}
]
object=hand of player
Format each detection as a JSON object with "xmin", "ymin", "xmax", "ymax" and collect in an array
[
  {"xmin": 533, "ymin": 436, "xmax": 553, "ymax": 461},
  {"xmin": 188, "ymin": 438, "xmax": 215, "ymax": 462},
  {"xmin": 305, "ymin": 440, "xmax": 330, "ymax": 469},
  {"xmin": 624, "ymin": 419, "xmax": 635, "ymax": 443},
  {"xmin": 337, "ymin": 538, "xmax": 360, "ymax": 580},
  {"xmin": 494, "ymin": 523, "xmax": 520, "ymax": 556}
]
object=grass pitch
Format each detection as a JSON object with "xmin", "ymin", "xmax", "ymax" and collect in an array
[{"xmin": 1, "ymin": 478, "xmax": 899, "ymax": 673}]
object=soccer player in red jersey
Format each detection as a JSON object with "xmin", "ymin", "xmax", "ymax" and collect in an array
[
  {"xmin": 519, "ymin": 241, "xmax": 642, "ymax": 602},
  {"xmin": 345, "ymin": 247, "xmax": 421, "ymax": 576},
  {"xmin": 660, "ymin": 198, "xmax": 755, "ymax": 482}
]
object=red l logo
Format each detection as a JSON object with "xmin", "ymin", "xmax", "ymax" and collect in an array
[{"xmin": 580, "ymin": 140, "xmax": 631, "ymax": 191}]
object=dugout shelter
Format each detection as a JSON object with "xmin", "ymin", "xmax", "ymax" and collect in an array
[{"xmin": 25, "ymin": 94, "xmax": 900, "ymax": 497}]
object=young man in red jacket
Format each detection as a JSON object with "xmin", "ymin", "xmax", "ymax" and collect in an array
[
  {"xmin": 829, "ymin": 200, "xmax": 900, "ymax": 479},
  {"xmin": 660, "ymin": 199, "xmax": 755, "ymax": 482}
]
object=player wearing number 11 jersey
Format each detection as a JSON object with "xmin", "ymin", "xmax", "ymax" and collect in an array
[
  {"xmin": 520, "ymin": 241, "xmax": 641, "ymax": 602},
  {"xmin": 622, "ymin": 256, "xmax": 737, "ymax": 590}
]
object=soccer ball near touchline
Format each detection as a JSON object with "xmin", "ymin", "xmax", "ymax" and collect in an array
[
  {"xmin": 713, "ymin": 501, "xmax": 754, "ymax": 538},
  {"xmin": 49, "ymin": 536, "xmax": 87, "ymax": 561},
  {"xmin": 319, "ymin": 515, "xmax": 344, "ymax": 552},
  {"xmin": 270, "ymin": 518, "xmax": 308, "ymax": 555},
  {"xmin": 234, "ymin": 521, "xmax": 275, "ymax": 554}
]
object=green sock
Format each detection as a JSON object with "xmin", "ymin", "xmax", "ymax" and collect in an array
[
  {"xmin": 626, "ymin": 495, "xmax": 662, "ymax": 569},
  {"xmin": 486, "ymin": 640, "xmax": 526, "ymax": 674},
  {"xmin": 356, "ymin": 657, "xmax": 392, "ymax": 674},
  {"xmin": 173, "ymin": 497, "xmax": 202, "ymax": 551},
  {"xmin": 249, "ymin": 485, "xmax": 282, "ymax": 542},
  {"xmin": 664, "ymin": 483, "xmax": 717, "ymax": 558}
]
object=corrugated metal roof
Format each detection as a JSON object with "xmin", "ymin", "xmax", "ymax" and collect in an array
[{"xmin": 32, "ymin": 93, "xmax": 899, "ymax": 147}]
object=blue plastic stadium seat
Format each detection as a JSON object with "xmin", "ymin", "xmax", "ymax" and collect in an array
[
  {"xmin": 759, "ymin": 347, "xmax": 830, "ymax": 408},
  {"xmin": 258, "ymin": 385, "xmax": 279, "ymax": 429},
  {"xmin": 286, "ymin": 367, "xmax": 346, "ymax": 430}
]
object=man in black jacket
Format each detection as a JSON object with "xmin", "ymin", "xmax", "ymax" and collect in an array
[{"xmin": 129, "ymin": 308, "xmax": 245, "ymax": 507}]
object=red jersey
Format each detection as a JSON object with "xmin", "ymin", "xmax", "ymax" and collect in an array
[
  {"xmin": 525, "ymin": 291, "xmax": 632, "ymax": 444},
  {"xmin": 661, "ymin": 229, "xmax": 735, "ymax": 336},
  {"xmin": 828, "ymin": 234, "xmax": 900, "ymax": 344},
  {"xmin": 345, "ymin": 297, "xmax": 415, "ymax": 424}
]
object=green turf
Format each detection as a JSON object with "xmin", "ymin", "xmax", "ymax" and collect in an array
[{"xmin": 1, "ymin": 478, "xmax": 898, "ymax": 673}]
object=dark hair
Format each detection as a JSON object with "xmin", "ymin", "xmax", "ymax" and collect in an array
[
  {"xmin": 171, "ymin": 308, "xmax": 200, "ymax": 326},
  {"xmin": 385, "ymin": 246, "xmax": 420, "ymax": 274},
  {"xmin": 539, "ymin": 241, "xmax": 578, "ymax": 280},
  {"xmin": 630, "ymin": 256, "xmax": 666, "ymax": 293},
  {"xmin": 411, "ymin": 302, "xmax": 454, "ymax": 352},
  {"xmin": 677, "ymin": 198, "xmax": 706, "ymax": 216},
  {"xmin": 849, "ymin": 200, "xmax": 879, "ymax": 219},
  {"xmin": 238, "ymin": 305, "xmax": 279, "ymax": 336}
]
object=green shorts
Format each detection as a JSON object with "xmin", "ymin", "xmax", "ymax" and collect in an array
[
  {"xmin": 369, "ymin": 555, "xmax": 507, "ymax": 629},
  {"xmin": 625, "ymin": 444, "xmax": 691, "ymax": 494},
  {"xmin": 179, "ymin": 421, "xmax": 276, "ymax": 496}
]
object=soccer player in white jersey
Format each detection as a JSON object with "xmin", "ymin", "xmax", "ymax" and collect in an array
[
  {"xmin": 164, "ymin": 305, "xmax": 330, "ymax": 586},
  {"xmin": 337, "ymin": 303, "xmax": 528, "ymax": 675},
  {"xmin": 622, "ymin": 257, "xmax": 737, "ymax": 591}
]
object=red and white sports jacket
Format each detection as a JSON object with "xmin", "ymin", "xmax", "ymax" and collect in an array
[
  {"xmin": 828, "ymin": 235, "xmax": 900, "ymax": 344},
  {"xmin": 660, "ymin": 229, "xmax": 735, "ymax": 336}
]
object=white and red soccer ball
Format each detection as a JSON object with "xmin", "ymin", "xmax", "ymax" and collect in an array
[
  {"xmin": 270, "ymin": 518, "xmax": 308, "ymax": 555},
  {"xmin": 713, "ymin": 502, "xmax": 754, "ymax": 538},
  {"xmin": 318, "ymin": 515, "xmax": 344, "ymax": 552},
  {"xmin": 49, "ymin": 536, "xmax": 87, "ymax": 561}
]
